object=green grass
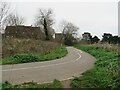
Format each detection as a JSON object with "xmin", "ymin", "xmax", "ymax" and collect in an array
[
  {"xmin": 1, "ymin": 46, "xmax": 68, "ymax": 65},
  {"xmin": 2, "ymin": 79, "xmax": 63, "ymax": 89},
  {"xmin": 70, "ymin": 44, "xmax": 120, "ymax": 89}
]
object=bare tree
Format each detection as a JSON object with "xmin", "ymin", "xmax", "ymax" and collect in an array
[
  {"xmin": 34, "ymin": 8, "xmax": 55, "ymax": 40},
  {"xmin": 60, "ymin": 20, "xmax": 79, "ymax": 45},
  {"xmin": 0, "ymin": 2, "xmax": 10, "ymax": 33},
  {"xmin": 61, "ymin": 21, "xmax": 78, "ymax": 35},
  {"xmin": 7, "ymin": 13, "xmax": 25, "ymax": 26}
]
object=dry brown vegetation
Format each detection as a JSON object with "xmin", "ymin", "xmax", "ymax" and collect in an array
[
  {"xmin": 2, "ymin": 38, "xmax": 61, "ymax": 58},
  {"xmin": 90, "ymin": 43, "xmax": 119, "ymax": 52},
  {"xmin": 79, "ymin": 42, "xmax": 119, "ymax": 52}
]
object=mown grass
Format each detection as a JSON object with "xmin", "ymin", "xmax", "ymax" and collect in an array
[
  {"xmin": 1, "ymin": 46, "xmax": 68, "ymax": 65},
  {"xmin": 70, "ymin": 44, "xmax": 120, "ymax": 89},
  {"xmin": 2, "ymin": 79, "xmax": 63, "ymax": 89}
]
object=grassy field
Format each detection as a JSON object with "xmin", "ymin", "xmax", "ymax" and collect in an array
[
  {"xmin": 2, "ymin": 79, "xmax": 63, "ymax": 89},
  {"xmin": 70, "ymin": 44, "xmax": 119, "ymax": 89}
]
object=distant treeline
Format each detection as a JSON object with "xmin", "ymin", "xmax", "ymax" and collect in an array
[
  {"xmin": 101, "ymin": 33, "xmax": 120, "ymax": 44},
  {"xmin": 81, "ymin": 32, "xmax": 120, "ymax": 44}
]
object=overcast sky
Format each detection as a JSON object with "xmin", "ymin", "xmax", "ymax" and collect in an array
[{"xmin": 9, "ymin": 1, "xmax": 118, "ymax": 39}]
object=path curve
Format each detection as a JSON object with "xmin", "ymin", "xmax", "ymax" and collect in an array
[{"xmin": 2, "ymin": 47, "xmax": 96, "ymax": 84}]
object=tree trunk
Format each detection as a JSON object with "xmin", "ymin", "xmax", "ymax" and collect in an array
[{"xmin": 44, "ymin": 18, "xmax": 49, "ymax": 40}]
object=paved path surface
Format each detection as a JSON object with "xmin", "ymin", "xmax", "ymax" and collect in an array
[{"xmin": 2, "ymin": 47, "xmax": 96, "ymax": 84}]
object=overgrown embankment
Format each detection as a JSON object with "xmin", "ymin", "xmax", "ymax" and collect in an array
[
  {"xmin": 2, "ymin": 38, "xmax": 68, "ymax": 64},
  {"xmin": 71, "ymin": 44, "xmax": 120, "ymax": 89},
  {"xmin": 2, "ymin": 38, "xmax": 61, "ymax": 58}
]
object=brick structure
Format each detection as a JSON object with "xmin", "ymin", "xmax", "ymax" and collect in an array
[{"xmin": 4, "ymin": 26, "xmax": 45, "ymax": 40}]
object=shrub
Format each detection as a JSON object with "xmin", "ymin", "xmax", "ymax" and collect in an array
[
  {"xmin": 11, "ymin": 54, "xmax": 39, "ymax": 63},
  {"xmin": 2, "ymin": 81, "xmax": 13, "ymax": 89}
]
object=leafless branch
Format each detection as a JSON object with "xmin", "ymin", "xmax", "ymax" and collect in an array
[{"xmin": 0, "ymin": 2, "xmax": 11, "ymax": 33}]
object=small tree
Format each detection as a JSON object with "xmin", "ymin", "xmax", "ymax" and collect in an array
[
  {"xmin": 91, "ymin": 36, "xmax": 100, "ymax": 44},
  {"xmin": 60, "ymin": 20, "xmax": 79, "ymax": 45},
  {"xmin": 102, "ymin": 33, "xmax": 113, "ymax": 44},
  {"xmin": 109, "ymin": 36, "xmax": 119, "ymax": 44}
]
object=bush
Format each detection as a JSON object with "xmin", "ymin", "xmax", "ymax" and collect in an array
[
  {"xmin": 11, "ymin": 54, "xmax": 39, "ymax": 63},
  {"xmin": 2, "ymin": 81, "xmax": 13, "ymax": 89}
]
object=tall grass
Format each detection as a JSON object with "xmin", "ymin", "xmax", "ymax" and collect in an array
[
  {"xmin": 89, "ymin": 43, "xmax": 119, "ymax": 52},
  {"xmin": 2, "ymin": 38, "xmax": 61, "ymax": 58},
  {"xmin": 70, "ymin": 44, "xmax": 119, "ymax": 89}
]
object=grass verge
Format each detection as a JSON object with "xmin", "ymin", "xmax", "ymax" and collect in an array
[
  {"xmin": 70, "ymin": 44, "xmax": 120, "ymax": 89},
  {"xmin": 2, "ymin": 79, "xmax": 63, "ymax": 89},
  {"xmin": 2, "ymin": 46, "xmax": 68, "ymax": 65}
]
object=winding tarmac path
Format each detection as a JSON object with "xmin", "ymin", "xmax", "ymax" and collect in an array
[{"xmin": 2, "ymin": 47, "xmax": 96, "ymax": 84}]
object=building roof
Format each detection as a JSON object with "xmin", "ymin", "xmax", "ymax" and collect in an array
[
  {"xmin": 5, "ymin": 25, "xmax": 40, "ymax": 32},
  {"xmin": 4, "ymin": 25, "xmax": 45, "ymax": 39}
]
